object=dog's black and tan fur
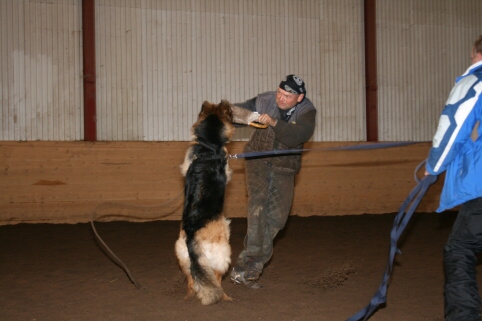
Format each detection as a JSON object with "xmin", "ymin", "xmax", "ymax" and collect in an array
[{"xmin": 175, "ymin": 100, "xmax": 235, "ymax": 305}]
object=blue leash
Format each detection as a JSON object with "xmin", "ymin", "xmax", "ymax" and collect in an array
[
  {"xmin": 230, "ymin": 140, "xmax": 437, "ymax": 320},
  {"xmin": 346, "ymin": 162, "xmax": 437, "ymax": 321},
  {"xmin": 229, "ymin": 141, "xmax": 416, "ymax": 159}
]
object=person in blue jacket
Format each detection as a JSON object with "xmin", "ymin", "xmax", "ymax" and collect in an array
[{"xmin": 425, "ymin": 35, "xmax": 482, "ymax": 321}]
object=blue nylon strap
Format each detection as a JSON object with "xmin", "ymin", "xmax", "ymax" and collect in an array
[
  {"xmin": 346, "ymin": 174, "xmax": 437, "ymax": 321},
  {"xmin": 229, "ymin": 142, "xmax": 416, "ymax": 159},
  {"xmin": 229, "ymin": 140, "xmax": 435, "ymax": 321}
]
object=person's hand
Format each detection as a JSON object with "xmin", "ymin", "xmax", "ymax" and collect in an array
[
  {"xmin": 258, "ymin": 114, "xmax": 277, "ymax": 127},
  {"xmin": 247, "ymin": 112, "xmax": 261, "ymax": 124},
  {"xmin": 424, "ymin": 170, "xmax": 429, "ymax": 176}
]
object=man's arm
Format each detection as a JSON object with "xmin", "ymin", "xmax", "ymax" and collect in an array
[
  {"xmin": 230, "ymin": 97, "xmax": 260, "ymax": 126},
  {"xmin": 271, "ymin": 110, "xmax": 316, "ymax": 147},
  {"xmin": 234, "ymin": 97, "xmax": 257, "ymax": 112},
  {"xmin": 426, "ymin": 77, "xmax": 482, "ymax": 174}
]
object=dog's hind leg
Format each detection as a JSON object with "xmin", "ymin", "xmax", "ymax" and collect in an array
[
  {"xmin": 184, "ymin": 274, "xmax": 195, "ymax": 300},
  {"xmin": 222, "ymin": 292, "xmax": 232, "ymax": 302},
  {"xmin": 174, "ymin": 232, "xmax": 196, "ymax": 300},
  {"xmin": 214, "ymin": 270, "xmax": 232, "ymax": 302}
]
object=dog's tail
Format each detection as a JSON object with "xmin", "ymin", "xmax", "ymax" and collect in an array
[{"xmin": 186, "ymin": 237, "xmax": 224, "ymax": 305}]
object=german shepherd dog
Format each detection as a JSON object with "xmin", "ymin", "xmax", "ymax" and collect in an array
[{"xmin": 175, "ymin": 100, "xmax": 235, "ymax": 305}]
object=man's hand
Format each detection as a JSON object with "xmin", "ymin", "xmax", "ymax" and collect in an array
[{"xmin": 258, "ymin": 114, "xmax": 277, "ymax": 127}]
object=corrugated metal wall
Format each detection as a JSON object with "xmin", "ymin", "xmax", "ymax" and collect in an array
[
  {"xmin": 318, "ymin": 1, "xmax": 366, "ymax": 141},
  {"xmin": 0, "ymin": 0, "xmax": 83, "ymax": 141},
  {"xmin": 95, "ymin": 0, "xmax": 365, "ymax": 141},
  {"xmin": 377, "ymin": 0, "xmax": 482, "ymax": 141},
  {"xmin": 1, "ymin": 0, "xmax": 481, "ymax": 141}
]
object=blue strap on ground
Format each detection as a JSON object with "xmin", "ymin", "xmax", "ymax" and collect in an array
[
  {"xmin": 345, "ymin": 173, "xmax": 437, "ymax": 321},
  {"xmin": 230, "ymin": 142, "xmax": 416, "ymax": 159}
]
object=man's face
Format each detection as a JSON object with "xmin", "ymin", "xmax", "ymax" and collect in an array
[
  {"xmin": 471, "ymin": 48, "xmax": 482, "ymax": 64},
  {"xmin": 275, "ymin": 88, "xmax": 304, "ymax": 110}
]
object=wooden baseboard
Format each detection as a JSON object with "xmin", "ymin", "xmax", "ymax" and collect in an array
[{"xmin": 0, "ymin": 141, "xmax": 442, "ymax": 224}]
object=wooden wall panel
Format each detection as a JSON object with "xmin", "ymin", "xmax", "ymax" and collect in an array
[{"xmin": 0, "ymin": 141, "xmax": 443, "ymax": 225}]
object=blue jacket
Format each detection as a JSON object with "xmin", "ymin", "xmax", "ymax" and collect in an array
[{"xmin": 426, "ymin": 61, "xmax": 482, "ymax": 212}]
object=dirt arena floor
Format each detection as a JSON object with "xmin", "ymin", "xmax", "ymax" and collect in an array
[{"xmin": 2, "ymin": 211, "xmax": 482, "ymax": 321}]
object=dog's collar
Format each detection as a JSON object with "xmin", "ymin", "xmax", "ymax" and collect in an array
[
  {"xmin": 194, "ymin": 140, "xmax": 227, "ymax": 161},
  {"xmin": 196, "ymin": 140, "xmax": 217, "ymax": 153}
]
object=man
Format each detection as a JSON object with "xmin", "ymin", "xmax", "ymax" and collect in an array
[
  {"xmin": 425, "ymin": 35, "xmax": 482, "ymax": 320},
  {"xmin": 230, "ymin": 74, "xmax": 316, "ymax": 288}
]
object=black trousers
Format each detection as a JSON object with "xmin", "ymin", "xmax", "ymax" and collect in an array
[{"xmin": 444, "ymin": 197, "xmax": 482, "ymax": 321}]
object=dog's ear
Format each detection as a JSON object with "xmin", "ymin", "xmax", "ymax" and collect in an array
[
  {"xmin": 200, "ymin": 101, "xmax": 213, "ymax": 117},
  {"xmin": 219, "ymin": 100, "xmax": 233, "ymax": 122}
]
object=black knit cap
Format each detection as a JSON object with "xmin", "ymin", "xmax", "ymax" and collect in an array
[{"xmin": 279, "ymin": 74, "xmax": 306, "ymax": 95}]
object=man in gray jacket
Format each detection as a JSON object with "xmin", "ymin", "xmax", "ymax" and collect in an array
[{"xmin": 230, "ymin": 75, "xmax": 317, "ymax": 288}]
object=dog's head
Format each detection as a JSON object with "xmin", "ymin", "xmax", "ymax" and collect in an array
[{"xmin": 191, "ymin": 100, "xmax": 235, "ymax": 145}]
